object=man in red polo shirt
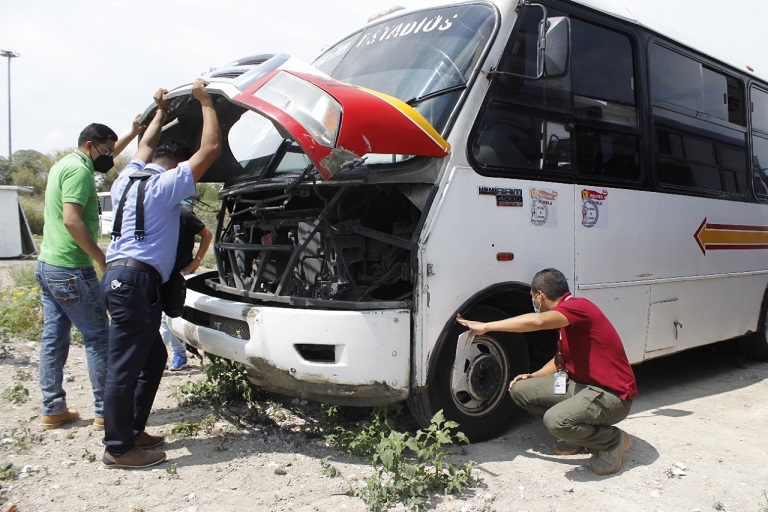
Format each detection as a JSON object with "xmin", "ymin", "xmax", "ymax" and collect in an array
[{"xmin": 457, "ymin": 268, "xmax": 637, "ymax": 476}]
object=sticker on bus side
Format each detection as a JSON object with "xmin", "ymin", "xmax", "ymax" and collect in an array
[
  {"xmin": 581, "ymin": 188, "xmax": 609, "ymax": 229},
  {"xmin": 530, "ymin": 188, "xmax": 559, "ymax": 228}
]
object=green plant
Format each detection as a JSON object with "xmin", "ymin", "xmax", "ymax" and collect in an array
[
  {"xmin": 81, "ymin": 449, "xmax": 96, "ymax": 463},
  {"xmin": 13, "ymin": 369, "xmax": 31, "ymax": 382},
  {"xmin": 2, "ymin": 382, "xmax": 29, "ymax": 404},
  {"xmin": 200, "ymin": 413, "xmax": 217, "ymax": 435},
  {"xmin": 323, "ymin": 403, "xmax": 401, "ymax": 456},
  {"xmin": 166, "ymin": 463, "xmax": 179, "ymax": 479},
  {"xmin": 0, "ymin": 464, "xmax": 19, "ymax": 482},
  {"xmin": 0, "ymin": 279, "xmax": 43, "ymax": 341},
  {"xmin": 8, "ymin": 425, "xmax": 43, "ymax": 453},
  {"xmin": 349, "ymin": 410, "xmax": 476, "ymax": 511},
  {"xmin": 170, "ymin": 421, "xmax": 201, "ymax": 438},
  {"xmin": 320, "ymin": 457, "xmax": 341, "ymax": 478},
  {"xmin": 178, "ymin": 355, "xmax": 260, "ymax": 406},
  {"xmin": 19, "ymin": 196, "xmax": 44, "ymax": 235}
]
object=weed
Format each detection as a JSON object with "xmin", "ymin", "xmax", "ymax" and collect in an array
[
  {"xmin": 81, "ymin": 449, "xmax": 96, "ymax": 463},
  {"xmin": 320, "ymin": 457, "xmax": 341, "ymax": 478},
  {"xmin": 13, "ymin": 369, "xmax": 31, "ymax": 382},
  {"xmin": 0, "ymin": 464, "xmax": 19, "ymax": 481},
  {"xmin": 2, "ymin": 383, "xmax": 29, "ymax": 404},
  {"xmin": 171, "ymin": 421, "xmax": 201, "ymax": 438},
  {"xmin": 178, "ymin": 355, "xmax": 261, "ymax": 407},
  {"xmin": 0, "ymin": 344, "xmax": 11, "ymax": 359},
  {"xmin": 8, "ymin": 425, "xmax": 43, "ymax": 454},
  {"xmin": 166, "ymin": 463, "xmax": 179, "ymax": 479},
  {"xmin": 0, "ymin": 279, "xmax": 43, "ymax": 341},
  {"xmin": 349, "ymin": 410, "xmax": 475, "ymax": 511},
  {"xmin": 323, "ymin": 403, "xmax": 401, "ymax": 456},
  {"xmin": 200, "ymin": 413, "xmax": 217, "ymax": 435}
]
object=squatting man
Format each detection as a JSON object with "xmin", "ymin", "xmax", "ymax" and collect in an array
[{"xmin": 456, "ymin": 268, "xmax": 638, "ymax": 476}]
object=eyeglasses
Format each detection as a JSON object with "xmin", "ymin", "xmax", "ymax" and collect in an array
[{"xmin": 92, "ymin": 142, "xmax": 114, "ymax": 158}]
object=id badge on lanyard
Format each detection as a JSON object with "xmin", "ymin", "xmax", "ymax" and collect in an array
[{"xmin": 553, "ymin": 351, "xmax": 567, "ymax": 395}]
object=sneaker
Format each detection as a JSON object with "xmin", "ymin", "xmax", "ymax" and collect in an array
[
  {"xmin": 40, "ymin": 409, "xmax": 80, "ymax": 430},
  {"xmin": 552, "ymin": 440, "xmax": 585, "ymax": 455},
  {"xmin": 135, "ymin": 431, "xmax": 165, "ymax": 449},
  {"xmin": 93, "ymin": 417, "xmax": 105, "ymax": 431},
  {"xmin": 102, "ymin": 447, "xmax": 166, "ymax": 469},
  {"xmin": 590, "ymin": 430, "xmax": 631, "ymax": 476},
  {"xmin": 168, "ymin": 353, "xmax": 187, "ymax": 371}
]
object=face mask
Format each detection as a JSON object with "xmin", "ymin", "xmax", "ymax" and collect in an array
[
  {"xmin": 93, "ymin": 154, "xmax": 114, "ymax": 173},
  {"xmin": 532, "ymin": 293, "xmax": 541, "ymax": 313}
]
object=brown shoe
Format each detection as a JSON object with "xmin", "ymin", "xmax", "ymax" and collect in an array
[
  {"xmin": 102, "ymin": 447, "xmax": 166, "ymax": 469},
  {"xmin": 40, "ymin": 409, "xmax": 80, "ymax": 430},
  {"xmin": 590, "ymin": 430, "xmax": 631, "ymax": 476},
  {"xmin": 135, "ymin": 431, "xmax": 165, "ymax": 449},
  {"xmin": 93, "ymin": 417, "xmax": 105, "ymax": 431},
  {"xmin": 552, "ymin": 440, "xmax": 585, "ymax": 456}
]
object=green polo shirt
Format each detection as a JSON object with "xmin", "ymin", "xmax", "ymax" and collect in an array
[{"xmin": 39, "ymin": 151, "xmax": 100, "ymax": 268}]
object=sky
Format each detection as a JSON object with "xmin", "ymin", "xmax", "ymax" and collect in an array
[{"xmin": 0, "ymin": 0, "xmax": 766, "ymax": 158}]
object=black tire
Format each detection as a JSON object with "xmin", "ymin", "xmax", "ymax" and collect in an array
[
  {"xmin": 739, "ymin": 295, "xmax": 768, "ymax": 360},
  {"xmin": 408, "ymin": 306, "xmax": 529, "ymax": 442}
]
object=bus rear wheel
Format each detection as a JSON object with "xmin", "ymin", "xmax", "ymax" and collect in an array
[{"xmin": 408, "ymin": 306, "xmax": 529, "ymax": 442}]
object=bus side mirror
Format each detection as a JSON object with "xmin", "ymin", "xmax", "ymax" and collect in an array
[{"xmin": 543, "ymin": 16, "xmax": 570, "ymax": 78}]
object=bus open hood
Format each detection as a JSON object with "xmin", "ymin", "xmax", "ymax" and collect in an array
[
  {"xmin": 148, "ymin": 54, "xmax": 450, "ymax": 183},
  {"xmin": 231, "ymin": 68, "xmax": 451, "ymax": 179}
]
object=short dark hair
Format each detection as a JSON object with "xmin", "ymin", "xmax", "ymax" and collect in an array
[
  {"xmin": 531, "ymin": 268, "xmax": 570, "ymax": 299},
  {"xmin": 153, "ymin": 140, "xmax": 191, "ymax": 163},
  {"xmin": 78, "ymin": 123, "xmax": 118, "ymax": 146}
]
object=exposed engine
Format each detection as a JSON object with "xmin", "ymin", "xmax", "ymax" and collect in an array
[{"xmin": 209, "ymin": 174, "xmax": 426, "ymax": 309}]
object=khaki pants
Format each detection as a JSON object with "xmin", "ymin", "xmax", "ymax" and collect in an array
[{"xmin": 509, "ymin": 376, "xmax": 632, "ymax": 451}]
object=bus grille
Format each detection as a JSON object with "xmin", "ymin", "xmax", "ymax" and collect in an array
[{"xmin": 181, "ymin": 307, "xmax": 251, "ymax": 340}]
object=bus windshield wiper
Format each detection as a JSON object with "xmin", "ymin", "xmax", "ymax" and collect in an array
[{"xmin": 405, "ymin": 84, "xmax": 467, "ymax": 107}]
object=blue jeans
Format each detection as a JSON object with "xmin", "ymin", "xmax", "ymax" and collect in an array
[
  {"xmin": 101, "ymin": 264, "xmax": 167, "ymax": 456},
  {"xmin": 159, "ymin": 313, "xmax": 186, "ymax": 356},
  {"xmin": 35, "ymin": 261, "xmax": 108, "ymax": 417}
]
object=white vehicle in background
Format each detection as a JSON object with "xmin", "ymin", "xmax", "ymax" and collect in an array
[
  {"xmin": 97, "ymin": 191, "xmax": 113, "ymax": 237},
  {"xmin": 152, "ymin": 0, "xmax": 768, "ymax": 440}
]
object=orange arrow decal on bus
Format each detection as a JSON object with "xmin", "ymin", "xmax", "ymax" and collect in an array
[{"xmin": 694, "ymin": 218, "xmax": 768, "ymax": 255}]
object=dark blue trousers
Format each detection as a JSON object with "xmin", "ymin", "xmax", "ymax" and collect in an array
[{"xmin": 101, "ymin": 265, "xmax": 167, "ymax": 456}]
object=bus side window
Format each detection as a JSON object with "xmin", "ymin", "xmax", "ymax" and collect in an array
[
  {"xmin": 470, "ymin": 11, "xmax": 641, "ymax": 181},
  {"xmin": 752, "ymin": 87, "xmax": 768, "ymax": 198},
  {"xmin": 753, "ymin": 136, "xmax": 768, "ymax": 197},
  {"xmin": 650, "ymin": 44, "xmax": 748, "ymax": 195}
]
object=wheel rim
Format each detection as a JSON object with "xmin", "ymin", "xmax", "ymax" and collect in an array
[{"xmin": 450, "ymin": 334, "xmax": 510, "ymax": 417}]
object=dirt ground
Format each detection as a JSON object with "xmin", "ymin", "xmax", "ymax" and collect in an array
[{"xmin": 1, "ymin": 258, "xmax": 768, "ymax": 512}]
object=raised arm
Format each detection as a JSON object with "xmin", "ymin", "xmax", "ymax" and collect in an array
[
  {"xmin": 187, "ymin": 79, "xmax": 221, "ymax": 182},
  {"xmin": 113, "ymin": 114, "xmax": 143, "ymax": 158},
  {"xmin": 132, "ymin": 88, "xmax": 171, "ymax": 162}
]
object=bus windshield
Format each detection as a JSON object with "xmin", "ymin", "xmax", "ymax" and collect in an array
[{"xmin": 228, "ymin": 4, "xmax": 496, "ymax": 180}]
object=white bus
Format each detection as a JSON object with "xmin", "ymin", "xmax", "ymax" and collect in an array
[{"xmin": 159, "ymin": 0, "xmax": 768, "ymax": 440}]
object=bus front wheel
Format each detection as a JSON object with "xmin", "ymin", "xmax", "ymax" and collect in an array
[{"xmin": 408, "ymin": 306, "xmax": 529, "ymax": 442}]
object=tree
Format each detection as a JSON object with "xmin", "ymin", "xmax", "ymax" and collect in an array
[
  {"xmin": 0, "ymin": 156, "xmax": 12, "ymax": 185},
  {"xmin": 9, "ymin": 149, "xmax": 53, "ymax": 196}
]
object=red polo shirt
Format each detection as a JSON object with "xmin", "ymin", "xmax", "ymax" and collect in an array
[{"xmin": 553, "ymin": 293, "xmax": 638, "ymax": 401}]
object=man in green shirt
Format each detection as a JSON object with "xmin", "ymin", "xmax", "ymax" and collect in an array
[{"xmin": 36, "ymin": 121, "xmax": 140, "ymax": 430}]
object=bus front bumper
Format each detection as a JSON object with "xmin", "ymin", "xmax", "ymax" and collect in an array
[{"xmin": 166, "ymin": 287, "xmax": 411, "ymax": 406}]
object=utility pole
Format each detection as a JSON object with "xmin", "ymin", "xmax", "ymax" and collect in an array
[{"xmin": 0, "ymin": 50, "xmax": 20, "ymax": 161}]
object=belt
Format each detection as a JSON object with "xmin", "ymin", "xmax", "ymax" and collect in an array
[{"xmin": 107, "ymin": 258, "xmax": 160, "ymax": 279}]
